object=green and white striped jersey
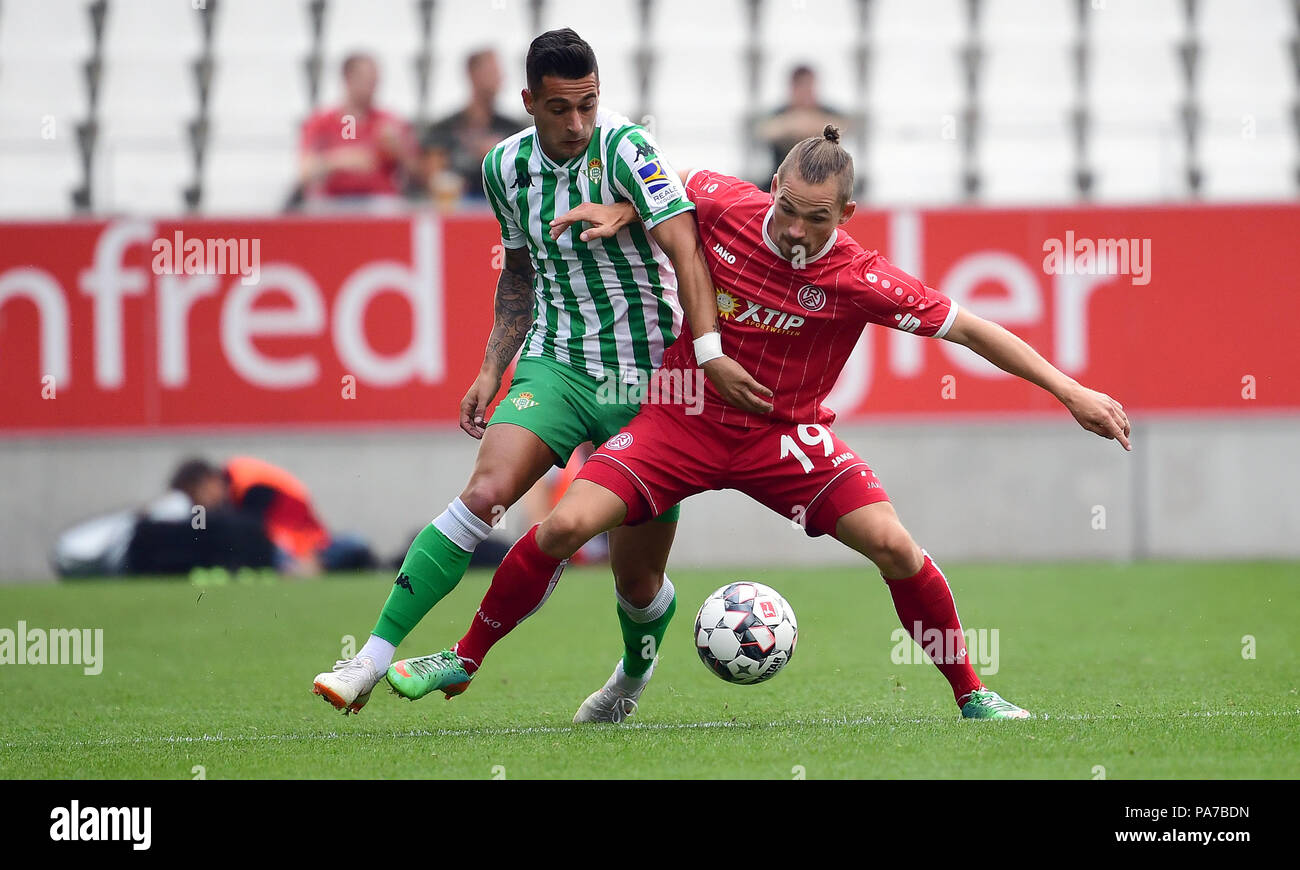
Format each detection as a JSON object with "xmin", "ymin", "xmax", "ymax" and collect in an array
[{"xmin": 481, "ymin": 108, "xmax": 695, "ymax": 384}]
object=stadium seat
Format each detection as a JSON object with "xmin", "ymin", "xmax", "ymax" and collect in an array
[
  {"xmin": 319, "ymin": 0, "xmax": 421, "ymax": 117},
  {"xmin": 100, "ymin": 137, "xmax": 192, "ymax": 215},
  {"xmin": 211, "ymin": 0, "xmax": 313, "ymax": 59},
  {"xmin": 201, "ymin": 123, "xmax": 299, "ymax": 215},
  {"xmin": 426, "ymin": 0, "xmax": 538, "ymax": 121},
  {"xmin": 0, "ymin": 136, "xmax": 81, "ymax": 217},
  {"xmin": 647, "ymin": 0, "xmax": 748, "ymax": 175},
  {"xmin": 0, "ymin": 0, "xmax": 94, "ymax": 215}
]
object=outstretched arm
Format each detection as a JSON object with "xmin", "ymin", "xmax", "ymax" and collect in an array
[
  {"xmin": 943, "ymin": 307, "xmax": 1131, "ymax": 450},
  {"xmin": 461, "ymin": 245, "xmax": 535, "ymax": 438},
  {"xmin": 551, "ymin": 201, "xmax": 774, "ymax": 414},
  {"xmin": 648, "ymin": 212, "xmax": 774, "ymax": 414}
]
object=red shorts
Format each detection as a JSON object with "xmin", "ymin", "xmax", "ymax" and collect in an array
[{"xmin": 578, "ymin": 401, "xmax": 890, "ymax": 538}]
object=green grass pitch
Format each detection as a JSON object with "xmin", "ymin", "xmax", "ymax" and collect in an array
[{"xmin": 1, "ymin": 561, "xmax": 1297, "ymax": 779}]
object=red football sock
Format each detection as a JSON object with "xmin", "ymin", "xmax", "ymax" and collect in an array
[
  {"xmin": 884, "ymin": 550, "xmax": 983, "ymax": 707},
  {"xmin": 455, "ymin": 524, "xmax": 565, "ymax": 673}
]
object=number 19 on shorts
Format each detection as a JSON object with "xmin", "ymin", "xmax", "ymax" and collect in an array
[{"xmin": 779, "ymin": 424, "xmax": 835, "ymax": 473}]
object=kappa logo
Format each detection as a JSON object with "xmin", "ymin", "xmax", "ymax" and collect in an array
[
  {"xmin": 797, "ymin": 283, "xmax": 826, "ymax": 312},
  {"xmin": 512, "ymin": 391, "xmax": 539, "ymax": 410},
  {"xmin": 633, "ymin": 140, "xmax": 657, "ymax": 162},
  {"xmin": 604, "ymin": 432, "xmax": 634, "ymax": 451},
  {"xmin": 511, "ymin": 172, "xmax": 532, "ymax": 189},
  {"xmin": 394, "ymin": 572, "xmax": 414, "ymax": 594}
]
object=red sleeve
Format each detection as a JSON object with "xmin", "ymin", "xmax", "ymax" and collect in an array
[
  {"xmin": 299, "ymin": 110, "xmax": 326, "ymax": 155},
  {"xmin": 846, "ymin": 253, "xmax": 958, "ymax": 338},
  {"xmin": 685, "ymin": 169, "xmax": 760, "ymax": 223}
]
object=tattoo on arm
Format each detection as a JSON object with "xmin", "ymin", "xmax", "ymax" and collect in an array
[{"xmin": 483, "ymin": 246, "xmax": 536, "ymax": 375}]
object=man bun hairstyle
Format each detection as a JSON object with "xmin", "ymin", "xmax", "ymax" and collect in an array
[
  {"xmin": 776, "ymin": 124, "xmax": 853, "ymax": 205},
  {"xmin": 526, "ymin": 27, "xmax": 599, "ymax": 93}
]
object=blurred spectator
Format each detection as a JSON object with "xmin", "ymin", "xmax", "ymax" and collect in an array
[
  {"xmin": 204, "ymin": 456, "xmax": 376, "ymax": 576},
  {"xmin": 298, "ymin": 53, "xmax": 423, "ymax": 209},
  {"xmin": 421, "ymin": 49, "xmax": 525, "ymax": 209},
  {"xmin": 755, "ymin": 65, "xmax": 851, "ymax": 181},
  {"xmin": 50, "ymin": 463, "xmax": 273, "ymax": 578}
]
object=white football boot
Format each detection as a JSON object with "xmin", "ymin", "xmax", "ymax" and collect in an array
[
  {"xmin": 573, "ymin": 657, "xmax": 657, "ymax": 724},
  {"xmin": 312, "ymin": 655, "xmax": 383, "ymax": 715}
]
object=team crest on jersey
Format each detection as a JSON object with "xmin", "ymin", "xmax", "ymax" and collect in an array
[
  {"xmin": 512, "ymin": 391, "xmax": 539, "ymax": 411},
  {"xmin": 586, "ymin": 158, "xmax": 602, "ymax": 184},
  {"xmin": 797, "ymin": 284, "xmax": 826, "ymax": 312},
  {"xmin": 604, "ymin": 432, "xmax": 634, "ymax": 451}
]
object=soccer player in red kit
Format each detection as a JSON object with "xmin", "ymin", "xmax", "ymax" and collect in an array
[{"xmin": 392, "ymin": 126, "xmax": 1131, "ymax": 721}]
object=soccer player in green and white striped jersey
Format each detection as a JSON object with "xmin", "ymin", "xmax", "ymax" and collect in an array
[{"xmin": 313, "ymin": 28, "xmax": 771, "ymax": 722}]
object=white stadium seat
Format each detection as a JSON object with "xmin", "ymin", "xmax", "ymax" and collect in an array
[
  {"xmin": 211, "ymin": 0, "xmax": 313, "ymax": 59},
  {"xmin": 0, "ymin": 136, "xmax": 81, "ymax": 217}
]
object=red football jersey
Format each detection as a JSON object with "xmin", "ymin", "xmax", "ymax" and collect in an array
[
  {"xmin": 299, "ymin": 106, "xmax": 414, "ymax": 197},
  {"xmin": 662, "ymin": 169, "xmax": 959, "ymax": 427}
]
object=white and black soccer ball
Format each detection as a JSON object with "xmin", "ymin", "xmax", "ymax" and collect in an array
[{"xmin": 694, "ymin": 582, "xmax": 797, "ymax": 684}]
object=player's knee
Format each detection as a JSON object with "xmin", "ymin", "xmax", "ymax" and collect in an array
[
  {"xmin": 612, "ymin": 565, "xmax": 661, "ymax": 608},
  {"xmin": 538, "ymin": 506, "xmax": 598, "ymax": 559},
  {"xmin": 459, "ymin": 477, "xmax": 512, "ymax": 524},
  {"xmin": 868, "ymin": 523, "xmax": 922, "ymax": 578}
]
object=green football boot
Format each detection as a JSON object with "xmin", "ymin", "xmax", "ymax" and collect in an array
[
  {"xmin": 959, "ymin": 688, "xmax": 1032, "ymax": 720},
  {"xmin": 386, "ymin": 649, "xmax": 473, "ymax": 701}
]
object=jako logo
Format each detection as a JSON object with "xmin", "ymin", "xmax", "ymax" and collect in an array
[
  {"xmin": 50, "ymin": 801, "xmax": 151, "ymax": 851},
  {"xmin": 477, "ymin": 610, "xmax": 502, "ymax": 630},
  {"xmin": 711, "ymin": 243, "xmax": 736, "ymax": 264}
]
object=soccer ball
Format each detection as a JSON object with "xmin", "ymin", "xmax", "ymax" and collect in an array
[{"xmin": 694, "ymin": 582, "xmax": 797, "ymax": 684}]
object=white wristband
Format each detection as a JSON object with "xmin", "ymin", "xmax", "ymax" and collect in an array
[{"xmin": 693, "ymin": 331, "xmax": 724, "ymax": 365}]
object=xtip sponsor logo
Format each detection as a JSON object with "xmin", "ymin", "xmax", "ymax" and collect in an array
[
  {"xmin": 50, "ymin": 801, "xmax": 151, "ymax": 851},
  {"xmin": 0, "ymin": 621, "xmax": 103, "ymax": 675},
  {"xmin": 715, "ymin": 290, "xmax": 806, "ymax": 333},
  {"xmin": 1042, "ymin": 231, "xmax": 1152, "ymax": 286}
]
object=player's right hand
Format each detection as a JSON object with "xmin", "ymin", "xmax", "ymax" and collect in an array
[
  {"xmin": 460, "ymin": 372, "xmax": 501, "ymax": 439},
  {"xmin": 549, "ymin": 202, "xmax": 636, "ymax": 242},
  {"xmin": 703, "ymin": 357, "xmax": 775, "ymax": 415}
]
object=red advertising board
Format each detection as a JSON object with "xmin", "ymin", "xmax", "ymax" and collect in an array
[{"xmin": 0, "ymin": 204, "xmax": 1296, "ymax": 433}]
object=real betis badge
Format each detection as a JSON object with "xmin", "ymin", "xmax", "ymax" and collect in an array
[
  {"xmin": 512, "ymin": 391, "xmax": 539, "ymax": 410},
  {"xmin": 586, "ymin": 158, "xmax": 602, "ymax": 184}
]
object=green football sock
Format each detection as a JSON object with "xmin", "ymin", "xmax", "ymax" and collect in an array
[
  {"xmin": 372, "ymin": 524, "xmax": 473, "ymax": 645},
  {"xmin": 617, "ymin": 577, "xmax": 677, "ymax": 679}
]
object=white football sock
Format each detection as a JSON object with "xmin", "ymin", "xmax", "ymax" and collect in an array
[
  {"xmin": 432, "ymin": 498, "xmax": 494, "ymax": 552},
  {"xmin": 358, "ymin": 634, "xmax": 396, "ymax": 673}
]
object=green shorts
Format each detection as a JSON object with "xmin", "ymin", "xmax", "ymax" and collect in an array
[{"xmin": 488, "ymin": 355, "xmax": 681, "ymax": 522}]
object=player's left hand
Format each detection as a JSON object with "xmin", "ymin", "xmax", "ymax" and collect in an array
[
  {"xmin": 1063, "ymin": 386, "xmax": 1131, "ymax": 450},
  {"xmin": 549, "ymin": 202, "xmax": 636, "ymax": 241}
]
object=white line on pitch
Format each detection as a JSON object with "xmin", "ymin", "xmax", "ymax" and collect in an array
[{"xmin": 1, "ymin": 708, "xmax": 1296, "ymax": 751}]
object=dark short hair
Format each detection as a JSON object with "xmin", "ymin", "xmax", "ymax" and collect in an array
[
  {"xmin": 169, "ymin": 458, "xmax": 222, "ymax": 495},
  {"xmin": 342, "ymin": 52, "xmax": 375, "ymax": 78},
  {"xmin": 790, "ymin": 64, "xmax": 816, "ymax": 83},
  {"xmin": 776, "ymin": 124, "xmax": 854, "ymax": 206},
  {"xmin": 525, "ymin": 28, "xmax": 598, "ymax": 94}
]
